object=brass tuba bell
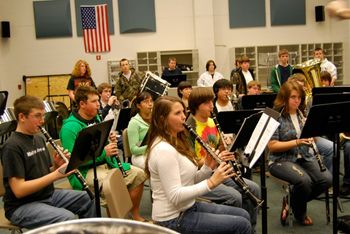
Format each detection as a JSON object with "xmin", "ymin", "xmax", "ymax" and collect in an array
[{"xmin": 292, "ymin": 59, "xmax": 322, "ymax": 98}]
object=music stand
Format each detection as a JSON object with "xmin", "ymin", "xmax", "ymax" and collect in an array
[
  {"xmin": 312, "ymin": 93, "xmax": 350, "ymax": 106},
  {"xmin": 228, "ymin": 108, "xmax": 280, "ymax": 234},
  {"xmin": 241, "ymin": 93, "xmax": 277, "ymax": 110},
  {"xmin": 162, "ymin": 74, "xmax": 187, "ymax": 87},
  {"xmin": 0, "ymin": 91, "xmax": 8, "ymax": 116},
  {"xmin": 217, "ymin": 110, "xmax": 260, "ymax": 134},
  {"xmin": 67, "ymin": 119, "xmax": 114, "ymax": 217},
  {"xmin": 300, "ymin": 101, "xmax": 350, "ymax": 234},
  {"xmin": 114, "ymin": 108, "xmax": 131, "ymax": 133},
  {"xmin": 312, "ymin": 86, "xmax": 350, "ymax": 96}
]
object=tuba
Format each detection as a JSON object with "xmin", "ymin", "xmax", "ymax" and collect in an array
[{"xmin": 292, "ymin": 59, "xmax": 321, "ymax": 98}]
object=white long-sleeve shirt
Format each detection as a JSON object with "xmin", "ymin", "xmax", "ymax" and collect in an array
[
  {"xmin": 197, "ymin": 71, "xmax": 224, "ymax": 87},
  {"xmin": 148, "ymin": 138, "xmax": 213, "ymax": 222},
  {"xmin": 321, "ymin": 58, "xmax": 337, "ymax": 80}
]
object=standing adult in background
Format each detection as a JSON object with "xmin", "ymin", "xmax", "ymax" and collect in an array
[
  {"xmin": 161, "ymin": 57, "xmax": 182, "ymax": 77},
  {"xmin": 113, "ymin": 58, "xmax": 143, "ymax": 104},
  {"xmin": 232, "ymin": 55, "xmax": 255, "ymax": 96},
  {"xmin": 197, "ymin": 60, "xmax": 224, "ymax": 87},
  {"xmin": 314, "ymin": 48, "xmax": 337, "ymax": 86},
  {"xmin": 60, "ymin": 86, "xmax": 147, "ymax": 222},
  {"xmin": 67, "ymin": 59, "xmax": 96, "ymax": 105},
  {"xmin": 145, "ymin": 96, "xmax": 251, "ymax": 234},
  {"xmin": 230, "ymin": 57, "xmax": 242, "ymax": 83},
  {"xmin": 270, "ymin": 49, "xmax": 293, "ymax": 93},
  {"xmin": 1, "ymin": 95, "xmax": 96, "ymax": 229},
  {"xmin": 268, "ymin": 81, "xmax": 332, "ymax": 226},
  {"xmin": 127, "ymin": 92, "xmax": 153, "ymax": 169}
]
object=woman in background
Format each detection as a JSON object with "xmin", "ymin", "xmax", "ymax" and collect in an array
[
  {"xmin": 177, "ymin": 81, "xmax": 192, "ymax": 116},
  {"xmin": 145, "ymin": 96, "xmax": 251, "ymax": 234}
]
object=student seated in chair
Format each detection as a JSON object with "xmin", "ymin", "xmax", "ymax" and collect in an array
[
  {"xmin": 1, "ymin": 95, "xmax": 96, "ymax": 229},
  {"xmin": 127, "ymin": 91, "xmax": 153, "ymax": 169},
  {"xmin": 268, "ymin": 81, "xmax": 332, "ymax": 226},
  {"xmin": 60, "ymin": 86, "xmax": 148, "ymax": 222}
]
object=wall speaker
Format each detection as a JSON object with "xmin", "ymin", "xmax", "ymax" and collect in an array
[
  {"xmin": 315, "ymin": 5, "xmax": 325, "ymax": 22},
  {"xmin": 1, "ymin": 21, "xmax": 10, "ymax": 38}
]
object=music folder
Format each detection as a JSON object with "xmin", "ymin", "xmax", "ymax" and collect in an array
[
  {"xmin": 66, "ymin": 119, "xmax": 114, "ymax": 172},
  {"xmin": 229, "ymin": 108, "xmax": 280, "ymax": 168}
]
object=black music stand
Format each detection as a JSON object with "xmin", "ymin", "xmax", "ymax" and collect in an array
[
  {"xmin": 300, "ymin": 101, "xmax": 350, "ymax": 234},
  {"xmin": 67, "ymin": 119, "xmax": 114, "ymax": 217},
  {"xmin": 162, "ymin": 74, "xmax": 187, "ymax": 87},
  {"xmin": 312, "ymin": 86, "xmax": 350, "ymax": 96},
  {"xmin": 241, "ymin": 93, "xmax": 277, "ymax": 110},
  {"xmin": 0, "ymin": 91, "xmax": 8, "ymax": 116},
  {"xmin": 225, "ymin": 108, "xmax": 279, "ymax": 234},
  {"xmin": 217, "ymin": 110, "xmax": 260, "ymax": 134},
  {"xmin": 114, "ymin": 108, "xmax": 131, "ymax": 133},
  {"xmin": 312, "ymin": 93, "xmax": 350, "ymax": 106}
]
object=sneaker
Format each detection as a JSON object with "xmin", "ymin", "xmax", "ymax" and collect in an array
[{"xmin": 340, "ymin": 184, "xmax": 350, "ymax": 196}]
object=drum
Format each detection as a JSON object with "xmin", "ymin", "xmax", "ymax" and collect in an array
[
  {"xmin": 140, "ymin": 71, "xmax": 170, "ymax": 100},
  {"xmin": 25, "ymin": 218, "xmax": 179, "ymax": 234}
]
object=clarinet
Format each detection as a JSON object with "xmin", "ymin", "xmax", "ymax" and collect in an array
[
  {"xmin": 297, "ymin": 109, "xmax": 327, "ymax": 172},
  {"xmin": 184, "ymin": 123, "xmax": 264, "ymax": 207},
  {"xmin": 40, "ymin": 127, "xmax": 95, "ymax": 200},
  {"xmin": 211, "ymin": 112, "xmax": 242, "ymax": 176}
]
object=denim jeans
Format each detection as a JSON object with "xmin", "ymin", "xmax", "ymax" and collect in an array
[
  {"xmin": 157, "ymin": 201, "xmax": 251, "ymax": 234},
  {"xmin": 269, "ymin": 158, "xmax": 332, "ymax": 220},
  {"xmin": 9, "ymin": 189, "xmax": 96, "ymax": 229},
  {"xmin": 200, "ymin": 177, "xmax": 260, "ymax": 227},
  {"xmin": 315, "ymin": 136, "xmax": 333, "ymax": 173}
]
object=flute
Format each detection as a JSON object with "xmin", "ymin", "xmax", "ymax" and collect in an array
[
  {"xmin": 39, "ymin": 127, "xmax": 95, "ymax": 200},
  {"xmin": 297, "ymin": 109, "xmax": 327, "ymax": 172},
  {"xmin": 184, "ymin": 123, "xmax": 264, "ymax": 207},
  {"xmin": 211, "ymin": 112, "xmax": 242, "ymax": 176}
]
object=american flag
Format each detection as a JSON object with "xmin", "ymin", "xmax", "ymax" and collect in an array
[{"xmin": 80, "ymin": 4, "xmax": 110, "ymax": 53}]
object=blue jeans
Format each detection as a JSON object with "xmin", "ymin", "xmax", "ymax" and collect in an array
[
  {"xmin": 9, "ymin": 189, "xmax": 96, "ymax": 229},
  {"xmin": 343, "ymin": 141, "xmax": 350, "ymax": 185},
  {"xmin": 269, "ymin": 158, "xmax": 332, "ymax": 220},
  {"xmin": 157, "ymin": 201, "xmax": 251, "ymax": 234},
  {"xmin": 315, "ymin": 136, "xmax": 333, "ymax": 173},
  {"xmin": 200, "ymin": 178, "xmax": 260, "ymax": 227}
]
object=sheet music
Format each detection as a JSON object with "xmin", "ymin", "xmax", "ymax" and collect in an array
[
  {"xmin": 244, "ymin": 113, "xmax": 269, "ymax": 155},
  {"xmin": 249, "ymin": 116, "xmax": 279, "ymax": 168}
]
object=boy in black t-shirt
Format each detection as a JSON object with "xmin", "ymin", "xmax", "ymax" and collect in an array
[{"xmin": 1, "ymin": 96, "xmax": 96, "ymax": 229}]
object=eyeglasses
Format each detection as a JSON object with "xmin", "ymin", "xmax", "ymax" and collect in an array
[{"xmin": 28, "ymin": 113, "xmax": 45, "ymax": 120}]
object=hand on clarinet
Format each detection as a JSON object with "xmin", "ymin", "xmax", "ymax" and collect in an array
[
  {"xmin": 295, "ymin": 138, "xmax": 314, "ymax": 146},
  {"xmin": 207, "ymin": 162, "xmax": 235, "ymax": 189},
  {"xmin": 218, "ymin": 150, "xmax": 236, "ymax": 162},
  {"xmin": 104, "ymin": 142, "xmax": 118, "ymax": 157},
  {"xmin": 53, "ymin": 147, "xmax": 70, "ymax": 168},
  {"xmin": 109, "ymin": 131, "xmax": 118, "ymax": 143}
]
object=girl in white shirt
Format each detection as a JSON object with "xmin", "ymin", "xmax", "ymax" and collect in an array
[{"xmin": 145, "ymin": 96, "xmax": 251, "ymax": 234}]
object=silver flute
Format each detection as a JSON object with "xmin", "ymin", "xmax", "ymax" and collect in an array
[
  {"xmin": 184, "ymin": 123, "xmax": 263, "ymax": 207},
  {"xmin": 40, "ymin": 127, "xmax": 95, "ymax": 200}
]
